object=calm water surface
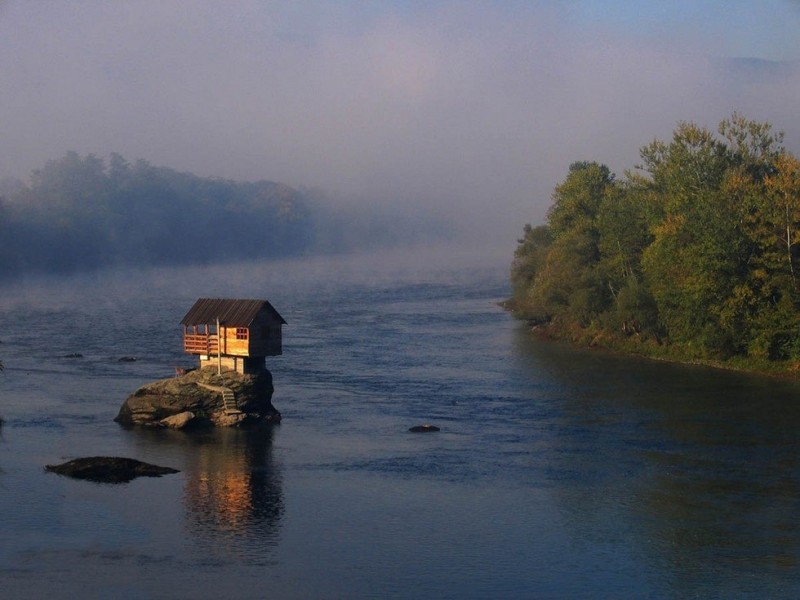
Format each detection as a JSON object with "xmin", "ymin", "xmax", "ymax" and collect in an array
[{"xmin": 1, "ymin": 250, "xmax": 800, "ymax": 599}]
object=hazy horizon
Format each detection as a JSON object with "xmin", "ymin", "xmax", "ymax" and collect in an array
[{"xmin": 2, "ymin": 1, "xmax": 800, "ymax": 247}]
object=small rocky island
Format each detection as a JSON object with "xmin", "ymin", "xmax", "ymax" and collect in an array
[
  {"xmin": 117, "ymin": 298, "xmax": 287, "ymax": 429},
  {"xmin": 115, "ymin": 367, "xmax": 281, "ymax": 428}
]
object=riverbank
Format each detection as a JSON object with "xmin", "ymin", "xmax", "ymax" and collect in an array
[{"xmin": 502, "ymin": 300, "xmax": 800, "ymax": 382}]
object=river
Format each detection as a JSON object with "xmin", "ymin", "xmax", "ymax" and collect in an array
[{"xmin": 1, "ymin": 247, "xmax": 800, "ymax": 599}]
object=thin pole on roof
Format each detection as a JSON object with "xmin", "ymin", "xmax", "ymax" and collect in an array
[{"xmin": 216, "ymin": 317, "xmax": 222, "ymax": 375}]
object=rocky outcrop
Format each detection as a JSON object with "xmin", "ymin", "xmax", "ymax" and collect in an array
[
  {"xmin": 45, "ymin": 457, "xmax": 179, "ymax": 483},
  {"xmin": 115, "ymin": 368, "xmax": 281, "ymax": 428},
  {"xmin": 409, "ymin": 424, "xmax": 440, "ymax": 432}
]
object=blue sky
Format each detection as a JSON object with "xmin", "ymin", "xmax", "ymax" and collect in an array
[
  {"xmin": 1, "ymin": 1, "xmax": 799, "ymax": 241},
  {"xmin": 278, "ymin": 0, "xmax": 800, "ymax": 60},
  {"xmin": 568, "ymin": 0, "xmax": 800, "ymax": 60}
]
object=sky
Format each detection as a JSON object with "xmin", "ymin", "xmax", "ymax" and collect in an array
[{"xmin": 1, "ymin": 0, "xmax": 799, "ymax": 245}]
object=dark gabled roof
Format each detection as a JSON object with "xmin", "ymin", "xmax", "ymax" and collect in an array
[{"xmin": 180, "ymin": 298, "xmax": 286, "ymax": 327}]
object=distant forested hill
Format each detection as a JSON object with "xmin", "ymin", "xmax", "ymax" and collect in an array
[
  {"xmin": 0, "ymin": 152, "xmax": 313, "ymax": 279},
  {"xmin": 510, "ymin": 114, "xmax": 800, "ymax": 367},
  {"xmin": 0, "ymin": 152, "xmax": 453, "ymax": 281}
]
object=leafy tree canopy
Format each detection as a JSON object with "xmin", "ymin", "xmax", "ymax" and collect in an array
[{"xmin": 511, "ymin": 114, "xmax": 800, "ymax": 363}]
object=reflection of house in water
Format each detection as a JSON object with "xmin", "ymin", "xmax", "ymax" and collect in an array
[{"xmin": 183, "ymin": 428, "xmax": 284, "ymax": 555}]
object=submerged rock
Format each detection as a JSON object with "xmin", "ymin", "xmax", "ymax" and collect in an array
[
  {"xmin": 115, "ymin": 368, "xmax": 281, "ymax": 428},
  {"xmin": 409, "ymin": 424, "xmax": 440, "ymax": 433},
  {"xmin": 45, "ymin": 456, "xmax": 179, "ymax": 483},
  {"xmin": 160, "ymin": 411, "xmax": 196, "ymax": 429}
]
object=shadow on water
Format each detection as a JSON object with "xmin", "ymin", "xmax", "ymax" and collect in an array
[
  {"xmin": 512, "ymin": 326, "xmax": 800, "ymax": 595},
  {"xmin": 129, "ymin": 425, "xmax": 284, "ymax": 564}
]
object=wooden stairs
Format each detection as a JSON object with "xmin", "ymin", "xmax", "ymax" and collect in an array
[
  {"xmin": 221, "ymin": 388, "xmax": 240, "ymax": 415},
  {"xmin": 196, "ymin": 382, "xmax": 242, "ymax": 415}
]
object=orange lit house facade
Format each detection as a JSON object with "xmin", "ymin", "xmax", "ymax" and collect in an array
[{"xmin": 181, "ymin": 298, "xmax": 286, "ymax": 374}]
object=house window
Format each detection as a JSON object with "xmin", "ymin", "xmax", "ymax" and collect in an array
[{"xmin": 236, "ymin": 328, "xmax": 248, "ymax": 340}]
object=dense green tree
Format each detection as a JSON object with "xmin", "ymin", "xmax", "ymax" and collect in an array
[
  {"xmin": 638, "ymin": 119, "xmax": 781, "ymax": 356},
  {"xmin": 737, "ymin": 152, "xmax": 800, "ymax": 358},
  {"xmin": 595, "ymin": 180, "xmax": 660, "ymax": 336},
  {"xmin": 642, "ymin": 211, "xmax": 743, "ymax": 355},
  {"xmin": 530, "ymin": 227, "xmax": 607, "ymax": 325},
  {"xmin": 510, "ymin": 223, "xmax": 551, "ymax": 311},
  {"xmin": 511, "ymin": 114, "xmax": 800, "ymax": 366},
  {"xmin": 547, "ymin": 161, "xmax": 613, "ymax": 238},
  {"xmin": 519, "ymin": 161, "xmax": 617, "ymax": 324}
]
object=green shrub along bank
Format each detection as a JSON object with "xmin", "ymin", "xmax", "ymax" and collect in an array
[{"xmin": 510, "ymin": 114, "xmax": 800, "ymax": 375}]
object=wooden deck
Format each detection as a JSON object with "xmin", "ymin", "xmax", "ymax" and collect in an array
[{"xmin": 184, "ymin": 334, "xmax": 219, "ymax": 355}]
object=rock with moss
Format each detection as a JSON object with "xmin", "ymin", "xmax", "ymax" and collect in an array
[{"xmin": 115, "ymin": 368, "xmax": 281, "ymax": 428}]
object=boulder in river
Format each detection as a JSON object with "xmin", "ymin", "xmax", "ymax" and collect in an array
[
  {"xmin": 115, "ymin": 367, "xmax": 281, "ymax": 428},
  {"xmin": 160, "ymin": 410, "xmax": 196, "ymax": 429},
  {"xmin": 45, "ymin": 456, "xmax": 179, "ymax": 483},
  {"xmin": 409, "ymin": 424, "xmax": 440, "ymax": 433}
]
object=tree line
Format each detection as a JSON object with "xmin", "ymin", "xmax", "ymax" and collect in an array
[
  {"xmin": 0, "ymin": 151, "xmax": 313, "ymax": 280},
  {"xmin": 511, "ymin": 114, "xmax": 800, "ymax": 364},
  {"xmin": 0, "ymin": 151, "xmax": 453, "ymax": 282}
]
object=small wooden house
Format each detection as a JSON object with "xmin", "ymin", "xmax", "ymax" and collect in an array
[{"xmin": 181, "ymin": 298, "xmax": 286, "ymax": 374}]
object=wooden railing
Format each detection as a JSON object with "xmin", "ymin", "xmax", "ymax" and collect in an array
[{"xmin": 184, "ymin": 334, "xmax": 219, "ymax": 354}]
